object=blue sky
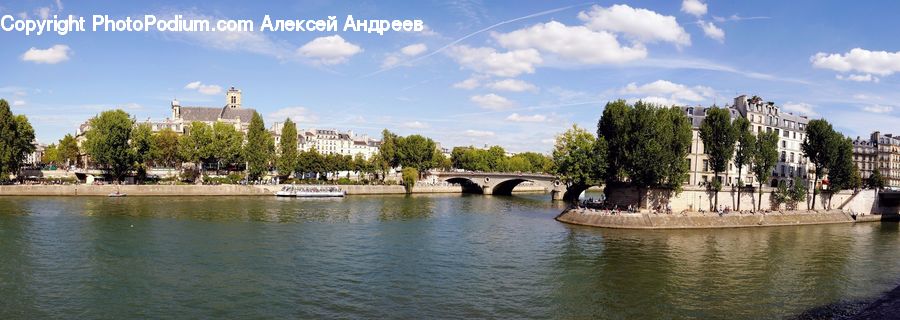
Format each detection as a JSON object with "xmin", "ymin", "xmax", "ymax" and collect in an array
[{"xmin": 3, "ymin": 0, "xmax": 900, "ymax": 152}]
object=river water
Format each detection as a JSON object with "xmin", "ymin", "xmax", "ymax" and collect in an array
[{"xmin": 1, "ymin": 193, "xmax": 899, "ymax": 319}]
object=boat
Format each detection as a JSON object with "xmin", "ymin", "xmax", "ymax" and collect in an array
[
  {"xmin": 108, "ymin": 191, "xmax": 127, "ymax": 197},
  {"xmin": 275, "ymin": 185, "xmax": 345, "ymax": 198}
]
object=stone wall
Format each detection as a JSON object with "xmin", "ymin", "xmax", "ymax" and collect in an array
[
  {"xmin": 556, "ymin": 209, "xmax": 854, "ymax": 229},
  {"xmin": 602, "ymin": 185, "xmax": 855, "ymax": 212}
]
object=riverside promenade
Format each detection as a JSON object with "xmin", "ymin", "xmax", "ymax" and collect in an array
[{"xmin": 555, "ymin": 208, "xmax": 894, "ymax": 229}]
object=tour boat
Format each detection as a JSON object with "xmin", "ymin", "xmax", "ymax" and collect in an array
[{"xmin": 276, "ymin": 185, "xmax": 345, "ymax": 198}]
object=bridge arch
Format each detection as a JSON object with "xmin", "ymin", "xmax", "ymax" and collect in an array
[
  {"xmin": 491, "ymin": 178, "xmax": 533, "ymax": 196},
  {"xmin": 444, "ymin": 177, "xmax": 484, "ymax": 194},
  {"xmin": 561, "ymin": 184, "xmax": 592, "ymax": 202}
]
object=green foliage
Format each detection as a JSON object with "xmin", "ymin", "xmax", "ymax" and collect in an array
[
  {"xmin": 297, "ymin": 147, "xmax": 324, "ymax": 179},
  {"xmin": 597, "ymin": 99, "xmax": 630, "ymax": 183},
  {"xmin": 58, "ymin": 134, "xmax": 80, "ymax": 167},
  {"xmin": 84, "ymin": 109, "xmax": 134, "ymax": 182},
  {"xmin": 552, "ymin": 124, "xmax": 606, "ymax": 187},
  {"xmin": 801, "ymin": 119, "xmax": 836, "ymax": 208},
  {"xmin": 151, "ymin": 128, "xmax": 179, "ymax": 167},
  {"xmin": 868, "ymin": 169, "xmax": 886, "ymax": 189},
  {"xmin": 401, "ymin": 167, "xmax": 418, "ymax": 193},
  {"xmin": 622, "ymin": 102, "xmax": 692, "ymax": 193},
  {"xmin": 42, "ymin": 143, "xmax": 59, "ymax": 165},
  {"xmin": 211, "ymin": 122, "xmax": 244, "ymax": 167},
  {"xmin": 826, "ymin": 135, "xmax": 860, "ymax": 193},
  {"xmin": 733, "ymin": 117, "xmax": 755, "ymax": 210},
  {"xmin": 396, "ymin": 134, "xmax": 438, "ymax": 174},
  {"xmin": 790, "ymin": 180, "xmax": 808, "ymax": 209},
  {"xmin": 277, "ymin": 118, "xmax": 298, "ymax": 176},
  {"xmin": 244, "ymin": 112, "xmax": 274, "ymax": 181},
  {"xmin": 753, "ymin": 130, "xmax": 779, "ymax": 210},
  {"xmin": 379, "ymin": 129, "xmax": 400, "ymax": 168},
  {"xmin": 0, "ymin": 100, "xmax": 36, "ymax": 179},
  {"xmin": 131, "ymin": 123, "xmax": 153, "ymax": 182},
  {"xmin": 699, "ymin": 107, "xmax": 737, "ymax": 203},
  {"xmin": 451, "ymin": 147, "xmax": 551, "ymax": 173},
  {"xmin": 177, "ymin": 121, "xmax": 213, "ymax": 164}
]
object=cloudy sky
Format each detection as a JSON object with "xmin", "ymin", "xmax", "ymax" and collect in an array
[{"xmin": 3, "ymin": 0, "xmax": 900, "ymax": 152}]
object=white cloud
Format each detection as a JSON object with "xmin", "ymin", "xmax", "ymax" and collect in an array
[
  {"xmin": 578, "ymin": 4, "xmax": 691, "ymax": 46},
  {"xmin": 268, "ymin": 107, "xmax": 319, "ymax": 123},
  {"xmin": 470, "ymin": 93, "xmax": 514, "ymax": 110},
  {"xmin": 493, "ymin": 21, "xmax": 647, "ymax": 65},
  {"xmin": 464, "ymin": 130, "xmax": 495, "ymax": 137},
  {"xmin": 446, "ymin": 45, "xmax": 542, "ymax": 77},
  {"xmin": 681, "ymin": 0, "xmax": 707, "ymax": 17},
  {"xmin": 620, "ymin": 80, "xmax": 714, "ymax": 104},
  {"xmin": 452, "ymin": 76, "xmax": 483, "ymax": 90},
  {"xmin": 403, "ymin": 121, "xmax": 429, "ymax": 129},
  {"xmin": 506, "ymin": 113, "xmax": 547, "ymax": 122},
  {"xmin": 633, "ymin": 96, "xmax": 679, "ymax": 107},
  {"xmin": 298, "ymin": 35, "xmax": 362, "ymax": 65},
  {"xmin": 156, "ymin": 10, "xmax": 293, "ymax": 59},
  {"xmin": 381, "ymin": 55, "xmax": 401, "ymax": 68},
  {"xmin": 12, "ymin": 100, "xmax": 26, "ymax": 107},
  {"xmin": 811, "ymin": 48, "xmax": 900, "ymax": 76},
  {"xmin": 35, "ymin": 7, "xmax": 50, "ymax": 19},
  {"xmin": 782, "ymin": 102, "xmax": 817, "ymax": 116},
  {"xmin": 699, "ymin": 20, "xmax": 725, "ymax": 42},
  {"xmin": 21, "ymin": 45, "xmax": 71, "ymax": 64},
  {"xmin": 55, "ymin": 0, "xmax": 63, "ymax": 11},
  {"xmin": 862, "ymin": 105, "xmax": 894, "ymax": 114},
  {"xmin": 836, "ymin": 74, "xmax": 879, "ymax": 83},
  {"xmin": 184, "ymin": 81, "xmax": 222, "ymax": 95},
  {"xmin": 487, "ymin": 79, "xmax": 538, "ymax": 92},
  {"xmin": 400, "ymin": 43, "xmax": 427, "ymax": 56}
]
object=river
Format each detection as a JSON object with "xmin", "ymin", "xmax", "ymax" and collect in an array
[{"xmin": 1, "ymin": 193, "xmax": 899, "ymax": 319}]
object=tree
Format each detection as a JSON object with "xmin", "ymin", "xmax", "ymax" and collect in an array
[
  {"xmin": 211, "ymin": 122, "xmax": 244, "ymax": 170},
  {"xmin": 42, "ymin": 143, "xmax": 59, "ymax": 165},
  {"xmin": 401, "ymin": 167, "xmax": 418, "ymax": 193},
  {"xmin": 58, "ymin": 134, "xmax": 80, "ymax": 167},
  {"xmin": 789, "ymin": 179, "xmax": 808, "ymax": 210},
  {"xmin": 657, "ymin": 106, "xmax": 693, "ymax": 191},
  {"xmin": 699, "ymin": 106, "xmax": 737, "ymax": 209},
  {"xmin": 83, "ymin": 109, "xmax": 134, "ymax": 182},
  {"xmin": 277, "ymin": 118, "xmax": 298, "ymax": 177},
  {"xmin": 824, "ymin": 135, "xmax": 859, "ymax": 208},
  {"xmin": 244, "ymin": 112, "xmax": 274, "ymax": 181},
  {"xmin": 802, "ymin": 119, "xmax": 837, "ymax": 210},
  {"xmin": 396, "ymin": 134, "xmax": 438, "ymax": 175},
  {"xmin": 621, "ymin": 102, "xmax": 690, "ymax": 206},
  {"xmin": 379, "ymin": 129, "xmax": 400, "ymax": 168},
  {"xmin": 752, "ymin": 131, "xmax": 779, "ymax": 210},
  {"xmin": 552, "ymin": 124, "xmax": 607, "ymax": 195},
  {"xmin": 597, "ymin": 100, "xmax": 631, "ymax": 183},
  {"xmin": 131, "ymin": 123, "xmax": 153, "ymax": 183},
  {"xmin": 868, "ymin": 169, "xmax": 886, "ymax": 189},
  {"xmin": 177, "ymin": 122, "xmax": 213, "ymax": 182},
  {"xmin": 0, "ymin": 100, "xmax": 37, "ymax": 181},
  {"xmin": 733, "ymin": 117, "xmax": 755, "ymax": 211},
  {"xmin": 151, "ymin": 128, "xmax": 180, "ymax": 168}
]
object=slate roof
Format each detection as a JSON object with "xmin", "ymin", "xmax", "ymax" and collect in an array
[{"xmin": 179, "ymin": 106, "xmax": 256, "ymax": 123}]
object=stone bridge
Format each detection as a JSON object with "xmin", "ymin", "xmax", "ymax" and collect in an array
[{"xmin": 430, "ymin": 172, "xmax": 586, "ymax": 201}]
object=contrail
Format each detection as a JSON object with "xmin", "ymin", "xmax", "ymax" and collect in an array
[{"xmin": 360, "ymin": 2, "xmax": 594, "ymax": 78}]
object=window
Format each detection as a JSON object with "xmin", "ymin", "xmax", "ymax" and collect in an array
[
  {"xmin": 703, "ymin": 159, "xmax": 709, "ymax": 172},
  {"xmin": 790, "ymin": 152, "xmax": 795, "ymax": 163},
  {"xmin": 782, "ymin": 141, "xmax": 787, "ymax": 148},
  {"xmin": 781, "ymin": 151, "xmax": 786, "ymax": 162}
]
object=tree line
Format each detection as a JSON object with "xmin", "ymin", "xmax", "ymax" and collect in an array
[
  {"xmin": 450, "ymin": 145, "xmax": 551, "ymax": 173},
  {"xmin": 550, "ymin": 99, "xmax": 861, "ymax": 210},
  {"xmin": 0, "ymin": 99, "xmax": 36, "ymax": 181}
]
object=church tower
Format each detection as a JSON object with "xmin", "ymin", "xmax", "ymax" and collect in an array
[
  {"xmin": 226, "ymin": 87, "xmax": 242, "ymax": 109},
  {"xmin": 171, "ymin": 98, "xmax": 181, "ymax": 119}
]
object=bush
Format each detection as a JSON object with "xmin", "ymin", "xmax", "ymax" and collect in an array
[{"xmin": 401, "ymin": 168, "xmax": 418, "ymax": 193}]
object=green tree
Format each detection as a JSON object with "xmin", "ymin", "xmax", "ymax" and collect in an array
[
  {"xmin": 597, "ymin": 99, "xmax": 631, "ymax": 183},
  {"xmin": 58, "ymin": 134, "xmax": 80, "ymax": 167},
  {"xmin": 789, "ymin": 179, "xmax": 808, "ymax": 210},
  {"xmin": 868, "ymin": 168, "xmax": 886, "ymax": 189},
  {"xmin": 0, "ymin": 101, "xmax": 37, "ymax": 180},
  {"xmin": 657, "ymin": 106, "xmax": 693, "ymax": 190},
  {"xmin": 396, "ymin": 134, "xmax": 438, "ymax": 176},
  {"xmin": 699, "ymin": 106, "xmax": 737, "ymax": 209},
  {"xmin": 824, "ymin": 134, "xmax": 859, "ymax": 208},
  {"xmin": 131, "ymin": 123, "xmax": 153, "ymax": 183},
  {"xmin": 752, "ymin": 131, "xmax": 779, "ymax": 210},
  {"xmin": 211, "ymin": 122, "xmax": 244, "ymax": 170},
  {"xmin": 277, "ymin": 119, "xmax": 298, "ymax": 177},
  {"xmin": 801, "ymin": 119, "xmax": 837, "ymax": 209},
  {"xmin": 83, "ymin": 109, "xmax": 134, "ymax": 182},
  {"xmin": 621, "ymin": 102, "xmax": 690, "ymax": 206},
  {"xmin": 244, "ymin": 112, "xmax": 274, "ymax": 181},
  {"xmin": 151, "ymin": 128, "xmax": 180, "ymax": 168},
  {"xmin": 42, "ymin": 143, "xmax": 59, "ymax": 165},
  {"xmin": 733, "ymin": 117, "xmax": 755, "ymax": 211},
  {"xmin": 401, "ymin": 167, "xmax": 418, "ymax": 193},
  {"xmin": 379, "ymin": 129, "xmax": 400, "ymax": 168},
  {"xmin": 552, "ymin": 124, "xmax": 607, "ymax": 196}
]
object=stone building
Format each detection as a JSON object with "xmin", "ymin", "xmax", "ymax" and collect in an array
[
  {"xmin": 852, "ymin": 136, "xmax": 877, "ymax": 181},
  {"xmin": 681, "ymin": 95, "xmax": 812, "ymax": 189},
  {"xmin": 163, "ymin": 86, "xmax": 256, "ymax": 134},
  {"xmin": 269, "ymin": 123, "xmax": 382, "ymax": 159},
  {"xmin": 871, "ymin": 131, "xmax": 900, "ymax": 188}
]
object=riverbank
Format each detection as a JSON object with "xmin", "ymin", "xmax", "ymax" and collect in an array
[
  {"xmin": 554, "ymin": 207, "xmax": 885, "ymax": 229},
  {"xmin": 0, "ymin": 184, "xmax": 547, "ymax": 196}
]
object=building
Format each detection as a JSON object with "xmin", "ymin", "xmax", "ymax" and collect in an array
[
  {"xmin": 852, "ymin": 136, "xmax": 877, "ymax": 181},
  {"xmin": 270, "ymin": 123, "xmax": 382, "ymax": 159},
  {"xmin": 164, "ymin": 86, "xmax": 256, "ymax": 134},
  {"xmin": 871, "ymin": 131, "xmax": 900, "ymax": 187},
  {"xmin": 682, "ymin": 95, "xmax": 812, "ymax": 188}
]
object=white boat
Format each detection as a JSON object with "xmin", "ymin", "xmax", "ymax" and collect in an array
[
  {"xmin": 108, "ymin": 192, "xmax": 127, "ymax": 197},
  {"xmin": 275, "ymin": 185, "xmax": 345, "ymax": 197}
]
